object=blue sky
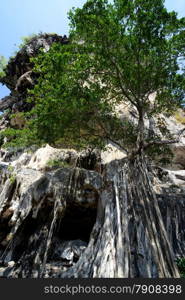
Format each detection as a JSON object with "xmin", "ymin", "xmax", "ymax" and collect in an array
[{"xmin": 0, "ymin": 0, "xmax": 185, "ymax": 99}]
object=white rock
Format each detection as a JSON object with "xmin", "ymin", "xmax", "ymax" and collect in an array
[
  {"xmin": 101, "ymin": 142, "xmax": 127, "ymax": 164},
  {"xmin": 28, "ymin": 144, "xmax": 77, "ymax": 171},
  {"xmin": 11, "ymin": 152, "xmax": 32, "ymax": 170},
  {"xmin": 8, "ymin": 261, "xmax": 15, "ymax": 268}
]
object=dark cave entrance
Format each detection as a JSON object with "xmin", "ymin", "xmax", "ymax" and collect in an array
[
  {"xmin": 48, "ymin": 202, "xmax": 98, "ymax": 270},
  {"xmin": 56, "ymin": 203, "xmax": 97, "ymax": 243},
  {"xmin": 8, "ymin": 198, "xmax": 98, "ymax": 265}
]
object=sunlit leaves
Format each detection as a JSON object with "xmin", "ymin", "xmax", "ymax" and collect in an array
[
  {"xmin": 0, "ymin": 56, "xmax": 7, "ymax": 79},
  {"xmin": 5, "ymin": 0, "xmax": 185, "ymax": 151}
]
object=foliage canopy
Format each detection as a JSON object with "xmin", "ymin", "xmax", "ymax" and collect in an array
[{"xmin": 3, "ymin": 0, "xmax": 185, "ymax": 155}]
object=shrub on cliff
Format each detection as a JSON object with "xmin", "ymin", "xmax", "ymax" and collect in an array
[{"xmin": 0, "ymin": 55, "xmax": 7, "ymax": 79}]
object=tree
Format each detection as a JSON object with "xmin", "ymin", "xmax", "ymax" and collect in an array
[
  {"xmin": 10, "ymin": 0, "xmax": 184, "ymax": 150},
  {"xmin": 4, "ymin": 0, "xmax": 185, "ymax": 277},
  {"xmin": 68, "ymin": 0, "xmax": 185, "ymax": 151}
]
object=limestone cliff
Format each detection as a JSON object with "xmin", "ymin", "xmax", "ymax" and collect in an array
[
  {"xmin": 0, "ymin": 144, "xmax": 184, "ymax": 278},
  {"xmin": 0, "ymin": 34, "xmax": 185, "ymax": 278}
]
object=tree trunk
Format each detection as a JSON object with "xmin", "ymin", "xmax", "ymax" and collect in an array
[
  {"xmin": 60, "ymin": 155, "xmax": 180, "ymax": 278},
  {"xmin": 136, "ymin": 108, "xmax": 145, "ymax": 151}
]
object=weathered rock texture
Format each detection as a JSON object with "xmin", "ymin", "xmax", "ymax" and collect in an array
[
  {"xmin": 0, "ymin": 34, "xmax": 68, "ymax": 130},
  {"xmin": 0, "ymin": 146, "xmax": 100, "ymax": 277},
  {"xmin": 0, "ymin": 144, "xmax": 184, "ymax": 278}
]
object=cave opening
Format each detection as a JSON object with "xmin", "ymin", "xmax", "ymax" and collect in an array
[
  {"xmin": 8, "ymin": 198, "xmax": 98, "ymax": 266},
  {"xmin": 47, "ymin": 202, "xmax": 98, "ymax": 271},
  {"xmin": 56, "ymin": 203, "xmax": 97, "ymax": 243}
]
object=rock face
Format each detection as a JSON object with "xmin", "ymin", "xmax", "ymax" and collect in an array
[
  {"xmin": 1, "ymin": 33, "xmax": 68, "ymax": 92},
  {"xmin": 0, "ymin": 145, "xmax": 102, "ymax": 277},
  {"xmin": 0, "ymin": 33, "xmax": 69, "ymax": 130},
  {"xmin": 0, "ymin": 144, "xmax": 184, "ymax": 278}
]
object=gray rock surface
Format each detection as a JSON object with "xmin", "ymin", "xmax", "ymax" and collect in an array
[{"xmin": 0, "ymin": 144, "xmax": 184, "ymax": 278}]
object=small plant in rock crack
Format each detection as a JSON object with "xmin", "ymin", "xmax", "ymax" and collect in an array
[
  {"xmin": 7, "ymin": 165, "xmax": 16, "ymax": 184},
  {"xmin": 176, "ymin": 258, "xmax": 185, "ymax": 278},
  {"xmin": 46, "ymin": 159, "xmax": 70, "ymax": 169},
  {"xmin": 8, "ymin": 165, "xmax": 14, "ymax": 173},
  {"xmin": 9, "ymin": 174, "xmax": 16, "ymax": 184}
]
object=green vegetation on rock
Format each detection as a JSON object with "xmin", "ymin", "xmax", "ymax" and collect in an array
[
  {"xmin": 0, "ymin": 55, "xmax": 7, "ymax": 79},
  {"xmin": 46, "ymin": 158, "xmax": 70, "ymax": 169},
  {"xmin": 177, "ymin": 258, "xmax": 185, "ymax": 278}
]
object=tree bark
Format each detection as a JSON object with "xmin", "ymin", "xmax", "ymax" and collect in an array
[{"xmin": 136, "ymin": 107, "xmax": 144, "ymax": 145}]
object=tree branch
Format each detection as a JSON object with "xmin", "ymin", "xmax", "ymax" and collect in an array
[
  {"xmin": 108, "ymin": 56, "xmax": 138, "ymax": 107},
  {"xmin": 97, "ymin": 120, "xmax": 129, "ymax": 154},
  {"xmin": 143, "ymin": 139, "xmax": 179, "ymax": 149}
]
